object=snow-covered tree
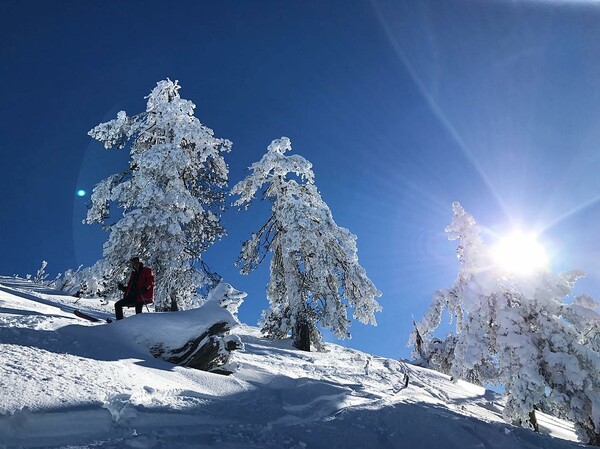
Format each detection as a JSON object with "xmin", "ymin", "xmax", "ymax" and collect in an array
[
  {"xmin": 232, "ymin": 137, "xmax": 382, "ymax": 351},
  {"xmin": 538, "ymin": 287, "xmax": 600, "ymax": 445},
  {"xmin": 412, "ymin": 322, "xmax": 457, "ymax": 378},
  {"xmin": 412, "ymin": 202, "xmax": 600, "ymax": 444},
  {"xmin": 85, "ymin": 79, "xmax": 231, "ymax": 311},
  {"xmin": 33, "ymin": 260, "xmax": 49, "ymax": 284}
]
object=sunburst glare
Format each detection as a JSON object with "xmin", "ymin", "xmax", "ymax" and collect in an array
[{"xmin": 491, "ymin": 231, "xmax": 549, "ymax": 275}]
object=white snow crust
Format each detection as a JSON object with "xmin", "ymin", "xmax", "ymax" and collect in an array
[{"xmin": 0, "ymin": 277, "xmax": 586, "ymax": 448}]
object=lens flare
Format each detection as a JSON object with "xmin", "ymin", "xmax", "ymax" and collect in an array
[{"xmin": 76, "ymin": 190, "xmax": 87, "ymax": 197}]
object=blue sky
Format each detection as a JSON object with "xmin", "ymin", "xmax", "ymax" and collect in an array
[{"xmin": 2, "ymin": 0, "xmax": 600, "ymax": 359}]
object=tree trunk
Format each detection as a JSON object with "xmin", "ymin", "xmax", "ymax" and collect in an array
[
  {"xmin": 282, "ymin": 250, "xmax": 309, "ymax": 351},
  {"xmin": 154, "ymin": 293, "xmax": 179, "ymax": 312},
  {"xmin": 168, "ymin": 291, "xmax": 179, "ymax": 311},
  {"xmin": 585, "ymin": 425, "xmax": 600, "ymax": 447},
  {"xmin": 528, "ymin": 410, "xmax": 539, "ymax": 433},
  {"xmin": 294, "ymin": 319, "xmax": 311, "ymax": 352}
]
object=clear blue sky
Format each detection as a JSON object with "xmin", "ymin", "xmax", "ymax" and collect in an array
[{"xmin": 2, "ymin": 0, "xmax": 600, "ymax": 359}]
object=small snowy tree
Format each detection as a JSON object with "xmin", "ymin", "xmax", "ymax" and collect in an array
[
  {"xmin": 232, "ymin": 137, "xmax": 382, "ymax": 351},
  {"xmin": 33, "ymin": 261, "xmax": 49, "ymax": 284},
  {"xmin": 412, "ymin": 202, "xmax": 600, "ymax": 444},
  {"xmin": 85, "ymin": 79, "xmax": 231, "ymax": 311}
]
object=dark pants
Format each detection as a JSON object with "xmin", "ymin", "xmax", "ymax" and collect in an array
[{"xmin": 115, "ymin": 296, "xmax": 143, "ymax": 320}]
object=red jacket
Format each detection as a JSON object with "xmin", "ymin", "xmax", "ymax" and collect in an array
[{"xmin": 124, "ymin": 266, "xmax": 154, "ymax": 304}]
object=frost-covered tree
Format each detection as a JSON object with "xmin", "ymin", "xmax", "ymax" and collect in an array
[
  {"xmin": 85, "ymin": 79, "xmax": 231, "ymax": 311},
  {"xmin": 33, "ymin": 260, "xmax": 49, "ymax": 284},
  {"xmin": 412, "ymin": 202, "xmax": 600, "ymax": 444},
  {"xmin": 539, "ymin": 289, "xmax": 600, "ymax": 445},
  {"xmin": 410, "ymin": 203, "xmax": 493, "ymax": 384},
  {"xmin": 412, "ymin": 321, "xmax": 457, "ymax": 378},
  {"xmin": 232, "ymin": 137, "xmax": 382, "ymax": 351}
]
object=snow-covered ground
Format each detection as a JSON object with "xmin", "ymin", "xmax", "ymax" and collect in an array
[{"xmin": 0, "ymin": 277, "xmax": 588, "ymax": 448}]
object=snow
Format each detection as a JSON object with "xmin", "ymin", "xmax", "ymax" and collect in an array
[{"xmin": 0, "ymin": 276, "xmax": 588, "ymax": 448}]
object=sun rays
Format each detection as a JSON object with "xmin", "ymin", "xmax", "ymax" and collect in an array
[{"xmin": 490, "ymin": 231, "xmax": 549, "ymax": 275}]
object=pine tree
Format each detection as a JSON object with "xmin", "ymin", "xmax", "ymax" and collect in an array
[
  {"xmin": 413, "ymin": 202, "xmax": 600, "ymax": 444},
  {"xmin": 232, "ymin": 137, "xmax": 381, "ymax": 351},
  {"xmin": 85, "ymin": 79, "xmax": 231, "ymax": 311}
]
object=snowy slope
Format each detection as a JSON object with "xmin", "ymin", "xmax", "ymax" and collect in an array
[{"xmin": 0, "ymin": 277, "xmax": 588, "ymax": 449}]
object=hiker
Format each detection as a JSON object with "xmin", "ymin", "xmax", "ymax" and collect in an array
[{"xmin": 115, "ymin": 257, "xmax": 154, "ymax": 320}]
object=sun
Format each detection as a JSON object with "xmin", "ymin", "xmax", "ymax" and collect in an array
[{"xmin": 490, "ymin": 231, "xmax": 549, "ymax": 276}]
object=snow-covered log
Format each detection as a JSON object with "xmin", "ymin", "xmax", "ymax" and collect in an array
[
  {"xmin": 149, "ymin": 283, "xmax": 246, "ymax": 374},
  {"xmin": 151, "ymin": 321, "xmax": 243, "ymax": 374}
]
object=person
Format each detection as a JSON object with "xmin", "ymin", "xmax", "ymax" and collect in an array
[{"xmin": 115, "ymin": 257, "xmax": 154, "ymax": 320}]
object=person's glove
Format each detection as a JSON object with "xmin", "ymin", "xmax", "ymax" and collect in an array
[{"xmin": 118, "ymin": 282, "xmax": 125, "ymax": 291}]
